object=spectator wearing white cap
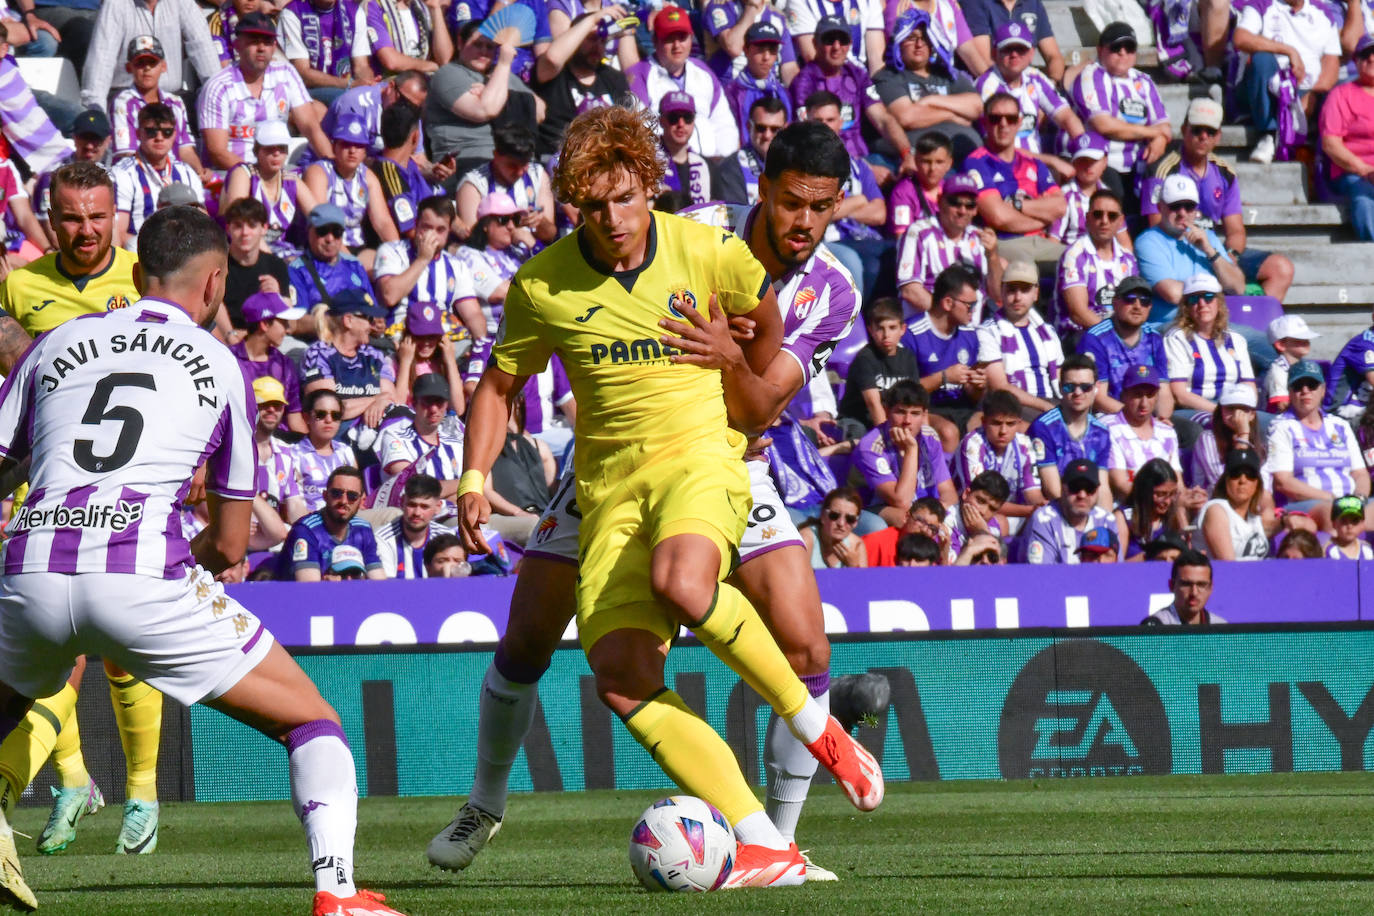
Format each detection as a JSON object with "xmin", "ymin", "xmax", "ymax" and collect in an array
[
  {"xmin": 1263, "ymin": 314, "xmax": 1318, "ymax": 413},
  {"xmin": 973, "ymin": 22, "xmax": 1083, "ymax": 170},
  {"xmin": 658, "ymin": 91, "xmax": 718, "ymax": 207},
  {"xmin": 1163, "ymin": 274, "xmax": 1260, "ymax": 433},
  {"xmin": 1189, "ymin": 383, "xmax": 1266, "ymax": 494},
  {"xmin": 1142, "ymin": 98, "xmax": 1295, "ymax": 303},
  {"xmin": 976, "ymin": 260, "xmax": 1062, "ymax": 416},
  {"xmin": 1234, "ymin": 0, "xmax": 1340, "ymax": 165},
  {"xmin": 626, "ymin": 5, "xmax": 738, "ymax": 158},
  {"xmin": 897, "ymin": 171, "xmax": 1001, "ymax": 315},
  {"xmin": 234, "ymin": 290, "xmax": 309, "ymax": 433},
  {"xmin": 1054, "ymin": 186, "xmax": 1137, "ymax": 338},
  {"xmin": 221, "ymin": 120, "xmax": 318, "ymax": 262},
  {"xmin": 374, "ymin": 195, "xmax": 484, "ymax": 339},
  {"xmin": 1133, "ymin": 172, "xmax": 1244, "ymax": 325}
]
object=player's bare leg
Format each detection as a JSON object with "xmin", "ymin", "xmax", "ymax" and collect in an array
[
  {"xmin": 427, "ymin": 556, "xmax": 578, "ymax": 872},
  {"xmin": 207, "ymin": 642, "xmax": 406, "ymax": 916}
]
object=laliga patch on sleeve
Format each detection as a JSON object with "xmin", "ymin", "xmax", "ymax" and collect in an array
[
  {"xmin": 875, "ymin": 456, "xmax": 891, "ymax": 476},
  {"xmin": 394, "ymin": 199, "xmax": 414, "ymax": 224},
  {"xmin": 1032, "ymin": 438, "xmax": 1046, "ymax": 461},
  {"xmin": 1027, "ymin": 540, "xmax": 1044, "ymax": 563},
  {"xmin": 292, "ymin": 539, "xmax": 309, "ymax": 562},
  {"xmin": 1363, "ymin": 349, "xmax": 1374, "ymax": 364},
  {"xmin": 710, "ymin": 8, "xmax": 727, "ymax": 29}
]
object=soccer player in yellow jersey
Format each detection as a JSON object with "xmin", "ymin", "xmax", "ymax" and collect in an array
[
  {"xmin": 457, "ymin": 106, "xmax": 882, "ymax": 888},
  {"xmin": 0, "ymin": 160, "xmax": 163, "ymax": 859}
]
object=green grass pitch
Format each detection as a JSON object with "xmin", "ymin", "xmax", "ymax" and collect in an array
[{"xmin": 13, "ymin": 773, "xmax": 1374, "ymax": 914}]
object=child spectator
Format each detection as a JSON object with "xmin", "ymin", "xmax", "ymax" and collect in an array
[
  {"xmin": 1322, "ymin": 307, "xmax": 1374, "ymax": 421},
  {"xmin": 394, "ymin": 300, "xmax": 464, "ymax": 411},
  {"xmin": 110, "ymin": 36, "xmax": 209, "ymax": 182},
  {"xmin": 1276, "ymin": 528, "xmax": 1323, "ymax": 559},
  {"xmin": 943, "ymin": 469, "xmax": 1009, "ymax": 563},
  {"xmin": 1076, "ymin": 525, "xmax": 1119, "ymax": 563},
  {"xmin": 954, "ymin": 390, "xmax": 1042, "ymax": 524},
  {"xmin": 1326, "ymin": 496, "xmax": 1372, "ymax": 559},
  {"xmin": 977, "ymin": 261, "xmax": 1063, "ymax": 416},
  {"xmin": 838, "ymin": 298, "xmax": 921, "ymax": 428},
  {"xmin": 861, "ymin": 495, "xmax": 947, "ymax": 566},
  {"xmin": 887, "ymin": 132, "xmax": 953, "ymax": 239},
  {"xmin": 853, "ymin": 380, "xmax": 956, "ymax": 527},
  {"xmin": 1263, "ymin": 315, "xmax": 1318, "ymax": 413},
  {"xmin": 896, "ymin": 532, "xmax": 941, "ymax": 566}
]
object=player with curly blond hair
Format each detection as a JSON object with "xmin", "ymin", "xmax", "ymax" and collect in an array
[{"xmin": 435, "ymin": 106, "xmax": 883, "ymax": 888}]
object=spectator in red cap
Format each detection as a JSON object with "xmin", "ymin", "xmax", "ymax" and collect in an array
[
  {"xmin": 395, "ymin": 300, "xmax": 464, "ymax": 411},
  {"xmin": 234, "ymin": 290, "xmax": 309, "ymax": 433},
  {"xmin": 659, "ymin": 92, "xmax": 719, "ymax": 206},
  {"xmin": 626, "ymin": 5, "xmax": 740, "ymax": 158}
]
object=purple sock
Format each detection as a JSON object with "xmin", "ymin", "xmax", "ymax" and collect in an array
[
  {"xmin": 800, "ymin": 672, "xmax": 830, "ymax": 699},
  {"xmin": 286, "ymin": 719, "xmax": 358, "ymax": 896}
]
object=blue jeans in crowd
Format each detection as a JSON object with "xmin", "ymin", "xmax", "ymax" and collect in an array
[
  {"xmin": 1334, "ymin": 173, "xmax": 1374, "ymax": 241},
  {"xmin": 1242, "ymin": 51, "xmax": 1280, "ymax": 131}
]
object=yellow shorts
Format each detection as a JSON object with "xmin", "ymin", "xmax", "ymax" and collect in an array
[{"xmin": 575, "ymin": 453, "xmax": 751, "ymax": 653}]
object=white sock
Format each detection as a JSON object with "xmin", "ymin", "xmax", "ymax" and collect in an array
[
  {"xmin": 466, "ymin": 662, "xmax": 538, "ymax": 818},
  {"xmin": 286, "ymin": 720, "xmax": 358, "ymax": 897},
  {"xmin": 766, "ymin": 689, "xmax": 828, "ymax": 841},
  {"xmin": 732, "ymin": 810, "xmax": 789, "ymax": 850},
  {"xmin": 785, "ymin": 695, "xmax": 829, "ymax": 745}
]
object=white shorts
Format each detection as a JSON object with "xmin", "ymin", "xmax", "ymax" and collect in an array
[
  {"xmin": 0, "ymin": 567, "xmax": 275, "ymax": 705},
  {"xmin": 522, "ymin": 460, "xmax": 803, "ymax": 565}
]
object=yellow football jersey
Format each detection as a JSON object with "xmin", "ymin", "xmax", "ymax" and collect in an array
[
  {"xmin": 0, "ymin": 248, "xmax": 139, "ymax": 337},
  {"xmin": 493, "ymin": 211, "xmax": 770, "ymax": 473}
]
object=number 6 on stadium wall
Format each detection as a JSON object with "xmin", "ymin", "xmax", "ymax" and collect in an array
[{"xmin": 74, "ymin": 373, "xmax": 156, "ymax": 473}]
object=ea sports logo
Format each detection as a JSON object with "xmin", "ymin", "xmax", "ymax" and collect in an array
[
  {"xmin": 667, "ymin": 288, "xmax": 696, "ymax": 318},
  {"xmin": 997, "ymin": 640, "xmax": 1170, "ymax": 778}
]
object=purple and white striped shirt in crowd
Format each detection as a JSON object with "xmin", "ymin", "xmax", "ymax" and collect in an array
[
  {"xmin": 954, "ymin": 427, "xmax": 1039, "ymax": 500},
  {"xmin": 974, "ymin": 66, "xmax": 1068, "ymax": 156},
  {"xmin": 257, "ymin": 438, "xmax": 302, "ymax": 511},
  {"xmin": 197, "ymin": 62, "xmax": 311, "ymax": 165},
  {"xmin": 896, "ymin": 222, "xmax": 989, "ymax": 321},
  {"xmin": 109, "ymin": 89, "xmax": 194, "ymax": 160},
  {"xmin": 373, "ymin": 240, "xmax": 479, "ymax": 323},
  {"xmin": 521, "ymin": 359, "xmax": 572, "ymax": 435},
  {"xmin": 975, "ymin": 308, "xmax": 1064, "ymax": 401},
  {"xmin": 1163, "ymin": 328, "xmax": 1254, "ymax": 401},
  {"xmin": 1054, "ymin": 236, "xmax": 1137, "ymax": 335},
  {"xmin": 0, "ymin": 54, "xmax": 71, "ymax": 174},
  {"xmin": 1068, "ymin": 62, "xmax": 1168, "ymax": 174},
  {"xmin": 0, "ymin": 298, "xmax": 257, "ymax": 578},
  {"xmin": 377, "ymin": 421, "xmax": 463, "ymax": 483},
  {"xmin": 1048, "ymin": 180, "xmax": 1105, "ymax": 247},
  {"xmin": 1264, "ymin": 410, "xmax": 1365, "ymax": 503},
  {"xmin": 291, "ymin": 440, "xmax": 357, "ymax": 512},
  {"xmin": 942, "ymin": 502, "xmax": 1003, "ymax": 564},
  {"xmin": 1105, "ymin": 413, "xmax": 1182, "ymax": 480}
]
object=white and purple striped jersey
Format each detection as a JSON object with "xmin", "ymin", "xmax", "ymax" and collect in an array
[
  {"xmin": 1326, "ymin": 539, "xmax": 1374, "ymax": 560},
  {"xmin": 291, "ymin": 440, "xmax": 357, "ymax": 512},
  {"xmin": 373, "ymin": 241, "xmax": 478, "ymax": 321},
  {"xmin": 1068, "ymin": 63, "xmax": 1168, "ymax": 173},
  {"xmin": 457, "ymin": 161, "xmax": 549, "ymax": 215},
  {"xmin": 975, "ymin": 308, "xmax": 1063, "ymax": 401},
  {"xmin": 109, "ymin": 89, "xmax": 194, "ymax": 160},
  {"xmin": 974, "ymin": 66, "xmax": 1068, "ymax": 156},
  {"xmin": 953, "ymin": 427, "xmax": 1038, "ymax": 500},
  {"xmin": 0, "ymin": 55, "xmax": 71, "ymax": 175},
  {"xmin": 1163, "ymin": 328, "xmax": 1255, "ymax": 401},
  {"xmin": 520, "ymin": 360, "xmax": 573, "ymax": 435},
  {"xmin": 942, "ymin": 501, "xmax": 1003, "ymax": 564},
  {"xmin": 0, "ymin": 298, "xmax": 256, "ymax": 578},
  {"xmin": 896, "ymin": 222, "xmax": 989, "ymax": 321},
  {"xmin": 1105, "ymin": 413, "xmax": 1182, "ymax": 479},
  {"xmin": 679, "ymin": 202, "xmax": 860, "ymax": 385},
  {"xmin": 1055, "ymin": 236, "xmax": 1137, "ymax": 335},
  {"xmin": 197, "ymin": 62, "xmax": 311, "ymax": 165},
  {"xmin": 1048, "ymin": 180, "xmax": 1105, "ymax": 248},
  {"xmin": 377, "ymin": 420, "xmax": 463, "ymax": 482},
  {"xmin": 257, "ymin": 437, "xmax": 302, "ymax": 512},
  {"xmin": 1264, "ymin": 410, "xmax": 1364, "ymax": 501},
  {"xmin": 112, "ymin": 155, "xmax": 206, "ymax": 246},
  {"xmin": 374, "ymin": 516, "xmax": 451, "ymax": 579}
]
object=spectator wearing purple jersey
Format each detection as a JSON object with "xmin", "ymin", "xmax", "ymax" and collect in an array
[
  {"xmin": 109, "ymin": 36, "xmax": 209, "ymax": 184},
  {"xmin": 722, "ymin": 22, "xmax": 794, "ymax": 148},
  {"xmin": 902, "ymin": 263, "xmax": 986, "ymax": 450},
  {"xmin": 1324, "ymin": 310, "xmax": 1374, "ymax": 420},
  {"xmin": 374, "ymin": 195, "xmax": 485, "ymax": 340},
  {"xmin": 1028, "ymin": 354, "xmax": 1112, "ymax": 504},
  {"xmin": 293, "ymin": 389, "xmax": 359, "ymax": 510},
  {"xmin": 1106, "ymin": 363, "xmax": 1183, "ymax": 501},
  {"xmin": 625, "ymin": 5, "xmax": 739, "ymax": 158},
  {"xmin": 1265, "ymin": 359, "xmax": 1370, "ymax": 527},
  {"xmin": 658, "ymin": 92, "xmax": 720, "ymax": 207},
  {"xmin": 965, "ymin": 91, "xmax": 1067, "ymax": 265},
  {"xmin": 112, "ymin": 102, "xmax": 206, "ymax": 251},
  {"xmin": 1016, "ymin": 457, "xmax": 1114, "ymax": 563},
  {"xmin": 363, "ymin": 0, "xmax": 455, "ymax": 77},
  {"xmin": 1067, "ymin": 23, "xmax": 1170, "ymax": 210},
  {"xmin": 1078, "ymin": 275, "xmax": 1174, "ymax": 418},
  {"xmin": 715, "ymin": 95, "xmax": 787, "ymax": 205},
  {"xmin": 790, "ymin": 0, "xmax": 886, "ymax": 70},
  {"xmin": 973, "ymin": 23, "xmax": 1082, "ymax": 173},
  {"xmin": 962, "ymin": 0, "xmax": 1063, "ymax": 82},
  {"xmin": 977, "ymin": 260, "xmax": 1062, "ymax": 416},
  {"xmin": 888, "ymin": 132, "xmax": 952, "ymax": 240},
  {"xmin": 854, "ymin": 380, "xmax": 957, "ymax": 526},
  {"xmin": 234, "ymin": 291, "xmax": 309, "ymax": 433},
  {"xmin": 897, "ymin": 170, "xmax": 1001, "ymax": 315},
  {"xmin": 207, "ymin": 0, "xmax": 252, "ymax": 66},
  {"xmin": 1143, "ymin": 99, "xmax": 1294, "ymax": 302},
  {"xmin": 1076, "ymin": 525, "xmax": 1119, "ymax": 563},
  {"xmin": 81, "ymin": 0, "xmax": 221, "ymax": 111},
  {"xmin": 221, "ymin": 121, "xmax": 318, "ymax": 261},
  {"xmin": 703, "ymin": 0, "xmax": 795, "ymax": 80},
  {"xmin": 251, "ymin": 377, "xmax": 306, "ymax": 548},
  {"xmin": 377, "ymin": 372, "xmax": 465, "ymax": 499},
  {"xmin": 277, "ymin": 466, "xmax": 386, "ymax": 580},
  {"xmin": 791, "ymin": 18, "xmax": 916, "ymax": 181},
  {"xmin": 872, "ymin": 10, "xmax": 984, "ymax": 165},
  {"xmin": 372, "ymin": 101, "xmax": 442, "ymax": 241},
  {"xmin": 374, "ymin": 474, "xmax": 453, "ymax": 578},
  {"xmin": 198, "ymin": 13, "xmax": 334, "ymax": 171},
  {"xmin": 1048, "ymin": 133, "xmax": 1119, "ymax": 250},
  {"xmin": 1113, "ymin": 458, "xmax": 1196, "ymax": 561},
  {"xmin": 953, "ymin": 390, "xmax": 1042, "ymax": 524},
  {"xmin": 1055, "ymin": 187, "xmax": 1137, "ymax": 337},
  {"xmin": 942, "ymin": 472, "xmax": 1007, "ymax": 559},
  {"xmin": 277, "ymin": 0, "xmax": 373, "ymax": 105}
]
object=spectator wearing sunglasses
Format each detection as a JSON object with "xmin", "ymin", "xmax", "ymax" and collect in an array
[
  {"xmin": 276, "ymin": 466, "xmax": 386, "ymax": 581},
  {"xmin": 873, "ymin": 11, "xmax": 984, "ymax": 165},
  {"xmin": 658, "ymin": 92, "xmax": 718, "ymax": 206},
  {"xmin": 288, "ymin": 203, "xmax": 379, "ymax": 313},
  {"xmin": 456, "ymin": 122, "xmax": 556, "ymax": 244},
  {"xmin": 292, "ymin": 390, "xmax": 360, "ymax": 512},
  {"xmin": 721, "ymin": 22, "xmax": 794, "ymax": 148},
  {"xmin": 377, "ymin": 373, "xmax": 465, "ymax": 500},
  {"xmin": 1142, "ymin": 99, "xmax": 1294, "ymax": 303},
  {"xmin": 1201, "ymin": 447, "xmax": 1275, "ymax": 560},
  {"xmin": 1055, "ymin": 187, "xmax": 1137, "ymax": 338},
  {"xmin": 1078, "ymin": 275, "xmax": 1174, "ymax": 420},
  {"xmin": 973, "ymin": 23, "xmax": 1082, "ymax": 169},
  {"xmin": 626, "ymin": 5, "xmax": 739, "ymax": 158},
  {"xmin": 1163, "ymin": 274, "xmax": 1261, "ymax": 435},
  {"xmin": 112, "ymin": 103, "xmax": 205, "ymax": 252},
  {"xmin": 1066, "ymin": 22, "xmax": 1170, "ymax": 211},
  {"xmin": 801, "ymin": 486, "xmax": 869, "ymax": 569},
  {"xmin": 789, "ymin": 0, "xmax": 884, "ymax": 70},
  {"xmin": 715, "ymin": 95, "xmax": 787, "ymax": 206},
  {"xmin": 976, "ymin": 261, "xmax": 1062, "ymax": 417},
  {"xmin": 1028, "ymin": 355, "xmax": 1112, "ymax": 505},
  {"xmin": 897, "ymin": 171, "xmax": 1001, "ymax": 316},
  {"xmin": 1017, "ymin": 457, "xmax": 1113, "ymax": 563},
  {"xmin": 1133, "ymin": 173, "xmax": 1243, "ymax": 326}
]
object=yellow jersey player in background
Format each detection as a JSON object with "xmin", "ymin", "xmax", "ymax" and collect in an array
[
  {"xmin": 0, "ymin": 160, "xmax": 163, "ymax": 859},
  {"xmin": 456, "ymin": 105, "xmax": 883, "ymax": 889}
]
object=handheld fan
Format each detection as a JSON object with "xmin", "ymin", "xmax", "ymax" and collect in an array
[{"xmin": 478, "ymin": 3, "xmax": 538, "ymax": 47}]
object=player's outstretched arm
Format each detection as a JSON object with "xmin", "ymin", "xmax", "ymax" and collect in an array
[
  {"xmin": 459, "ymin": 366, "xmax": 528, "ymax": 555},
  {"xmin": 190, "ymin": 495, "xmax": 252, "ymax": 574},
  {"xmin": 660, "ymin": 289, "xmax": 800, "ymax": 434},
  {"xmin": 0, "ymin": 313, "xmax": 31, "ymax": 376}
]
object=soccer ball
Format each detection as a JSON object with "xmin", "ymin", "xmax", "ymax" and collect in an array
[{"xmin": 628, "ymin": 795, "xmax": 735, "ymax": 892}]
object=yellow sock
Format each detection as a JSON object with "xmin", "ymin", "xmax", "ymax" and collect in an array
[
  {"xmin": 0, "ymin": 684, "xmax": 78, "ymax": 813},
  {"xmin": 623, "ymin": 689, "xmax": 763, "ymax": 827},
  {"xmin": 692, "ymin": 584, "xmax": 809, "ymax": 720},
  {"xmin": 107, "ymin": 673, "xmax": 162, "ymax": 803},
  {"xmin": 51, "ymin": 705, "xmax": 91, "ymax": 789}
]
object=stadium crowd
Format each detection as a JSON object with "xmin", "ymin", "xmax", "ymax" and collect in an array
[{"xmin": 0, "ymin": 0, "xmax": 1373, "ymax": 580}]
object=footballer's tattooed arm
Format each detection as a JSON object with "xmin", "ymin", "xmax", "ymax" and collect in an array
[{"xmin": 0, "ymin": 314, "xmax": 30, "ymax": 376}]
